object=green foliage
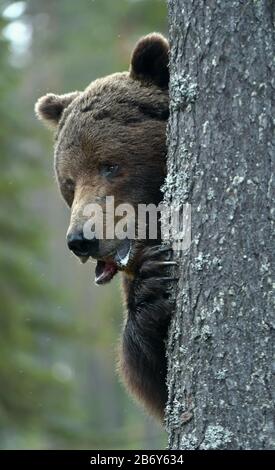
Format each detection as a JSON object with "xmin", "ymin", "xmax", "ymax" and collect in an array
[{"xmin": 0, "ymin": 13, "xmax": 79, "ymax": 448}]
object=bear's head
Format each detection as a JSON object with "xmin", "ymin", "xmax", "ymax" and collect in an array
[{"xmin": 35, "ymin": 33, "xmax": 169, "ymax": 284}]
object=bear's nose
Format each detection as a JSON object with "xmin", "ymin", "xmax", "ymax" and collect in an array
[{"xmin": 66, "ymin": 230, "xmax": 99, "ymax": 258}]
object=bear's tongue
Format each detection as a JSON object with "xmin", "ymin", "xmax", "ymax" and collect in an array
[
  {"xmin": 95, "ymin": 260, "xmax": 118, "ymax": 285},
  {"xmin": 94, "ymin": 240, "xmax": 131, "ymax": 285}
]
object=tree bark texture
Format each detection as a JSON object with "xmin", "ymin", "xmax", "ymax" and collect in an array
[{"xmin": 165, "ymin": 0, "xmax": 274, "ymax": 449}]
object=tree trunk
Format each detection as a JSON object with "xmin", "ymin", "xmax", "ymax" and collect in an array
[{"xmin": 165, "ymin": 0, "xmax": 274, "ymax": 450}]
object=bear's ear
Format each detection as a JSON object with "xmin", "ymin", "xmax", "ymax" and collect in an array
[
  {"xmin": 34, "ymin": 91, "xmax": 79, "ymax": 128},
  {"xmin": 130, "ymin": 33, "xmax": 169, "ymax": 88}
]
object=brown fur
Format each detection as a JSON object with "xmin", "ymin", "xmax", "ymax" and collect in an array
[{"xmin": 35, "ymin": 33, "xmax": 172, "ymax": 421}]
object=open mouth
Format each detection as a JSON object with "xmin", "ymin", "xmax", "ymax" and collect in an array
[
  {"xmin": 94, "ymin": 238, "xmax": 132, "ymax": 285},
  {"xmin": 95, "ymin": 260, "xmax": 118, "ymax": 285}
]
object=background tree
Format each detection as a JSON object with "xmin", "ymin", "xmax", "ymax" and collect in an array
[
  {"xmin": 165, "ymin": 1, "xmax": 274, "ymax": 449},
  {"xmin": 0, "ymin": 13, "xmax": 78, "ymax": 448}
]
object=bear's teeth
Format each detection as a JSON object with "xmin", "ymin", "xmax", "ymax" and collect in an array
[
  {"xmin": 115, "ymin": 239, "xmax": 131, "ymax": 267},
  {"xmin": 117, "ymin": 250, "xmax": 130, "ymax": 267}
]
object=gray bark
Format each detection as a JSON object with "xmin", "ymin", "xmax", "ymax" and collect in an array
[{"xmin": 164, "ymin": 0, "xmax": 274, "ymax": 450}]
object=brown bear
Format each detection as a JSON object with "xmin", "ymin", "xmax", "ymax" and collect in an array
[{"xmin": 35, "ymin": 33, "xmax": 175, "ymax": 421}]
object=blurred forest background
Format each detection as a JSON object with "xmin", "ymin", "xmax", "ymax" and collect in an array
[{"xmin": 0, "ymin": 0, "xmax": 167, "ymax": 449}]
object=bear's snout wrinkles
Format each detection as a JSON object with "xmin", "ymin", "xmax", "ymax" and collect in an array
[{"xmin": 67, "ymin": 188, "xmax": 135, "ymax": 263}]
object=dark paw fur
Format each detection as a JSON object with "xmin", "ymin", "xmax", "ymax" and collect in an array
[
  {"xmin": 133, "ymin": 244, "xmax": 178, "ymax": 312},
  {"xmin": 121, "ymin": 243, "xmax": 177, "ymax": 421}
]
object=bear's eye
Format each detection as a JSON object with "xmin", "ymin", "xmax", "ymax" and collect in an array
[
  {"xmin": 64, "ymin": 178, "xmax": 75, "ymax": 192},
  {"xmin": 59, "ymin": 178, "xmax": 75, "ymax": 208},
  {"xmin": 99, "ymin": 164, "xmax": 119, "ymax": 178}
]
